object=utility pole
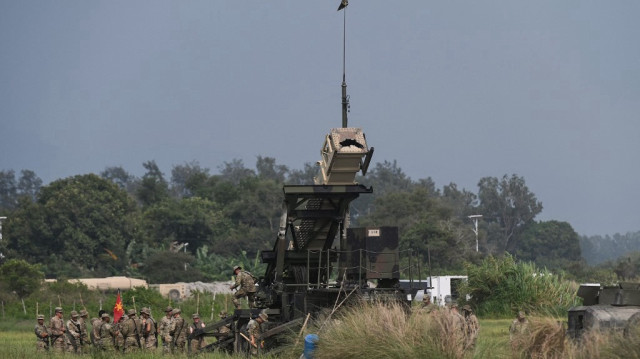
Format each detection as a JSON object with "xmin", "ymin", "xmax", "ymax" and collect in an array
[
  {"xmin": 0, "ymin": 216, "xmax": 6, "ymax": 241},
  {"xmin": 468, "ymin": 215, "xmax": 482, "ymax": 252},
  {"xmin": 0, "ymin": 217, "xmax": 6, "ymax": 260},
  {"xmin": 184, "ymin": 243, "xmax": 189, "ymax": 271}
]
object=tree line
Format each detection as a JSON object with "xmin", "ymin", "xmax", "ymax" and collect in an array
[{"xmin": 0, "ymin": 157, "xmax": 635, "ymax": 284}]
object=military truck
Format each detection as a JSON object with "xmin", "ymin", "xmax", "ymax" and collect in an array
[{"xmin": 567, "ymin": 282, "xmax": 640, "ymax": 339}]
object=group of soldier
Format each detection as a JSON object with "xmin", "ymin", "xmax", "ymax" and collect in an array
[
  {"xmin": 34, "ymin": 305, "xmax": 233, "ymax": 354},
  {"xmin": 421, "ymin": 295, "xmax": 479, "ymax": 350},
  {"xmin": 33, "ymin": 265, "xmax": 263, "ymax": 355}
]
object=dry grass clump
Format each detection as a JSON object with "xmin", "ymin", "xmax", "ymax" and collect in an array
[
  {"xmin": 311, "ymin": 301, "xmax": 471, "ymax": 359},
  {"xmin": 511, "ymin": 317, "xmax": 566, "ymax": 359}
]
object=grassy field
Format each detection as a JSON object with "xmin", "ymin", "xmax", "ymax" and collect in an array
[{"xmin": 0, "ymin": 316, "xmax": 515, "ymax": 359}]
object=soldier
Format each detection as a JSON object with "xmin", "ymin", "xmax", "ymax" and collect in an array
[
  {"xmin": 114, "ymin": 315, "xmax": 126, "ymax": 351},
  {"xmin": 189, "ymin": 313, "xmax": 206, "ymax": 353},
  {"xmin": 140, "ymin": 307, "xmax": 157, "ymax": 351},
  {"xmin": 422, "ymin": 293, "xmax": 437, "ymax": 313},
  {"xmin": 96, "ymin": 313, "xmax": 117, "ymax": 352},
  {"xmin": 509, "ymin": 311, "xmax": 529, "ymax": 339},
  {"xmin": 217, "ymin": 311, "xmax": 232, "ymax": 339},
  {"xmin": 158, "ymin": 306, "xmax": 173, "ymax": 354},
  {"xmin": 65, "ymin": 310, "xmax": 81, "ymax": 353},
  {"xmin": 230, "ymin": 265, "xmax": 257, "ymax": 309},
  {"xmin": 449, "ymin": 303, "xmax": 466, "ymax": 332},
  {"xmin": 77, "ymin": 309, "xmax": 90, "ymax": 352},
  {"xmin": 91, "ymin": 309, "xmax": 106, "ymax": 345},
  {"xmin": 247, "ymin": 312, "xmax": 268, "ymax": 355},
  {"xmin": 121, "ymin": 308, "xmax": 143, "ymax": 353},
  {"xmin": 35, "ymin": 314, "xmax": 50, "ymax": 352},
  {"xmin": 169, "ymin": 308, "xmax": 188, "ymax": 353},
  {"xmin": 49, "ymin": 307, "xmax": 66, "ymax": 353},
  {"xmin": 462, "ymin": 305, "xmax": 479, "ymax": 350}
]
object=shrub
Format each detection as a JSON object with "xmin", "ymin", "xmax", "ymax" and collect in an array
[{"xmin": 459, "ymin": 254, "xmax": 580, "ymax": 318}]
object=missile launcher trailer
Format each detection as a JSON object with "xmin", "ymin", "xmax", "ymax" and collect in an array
[
  {"xmin": 568, "ymin": 283, "xmax": 640, "ymax": 339},
  {"xmin": 188, "ymin": 128, "xmax": 423, "ymax": 355}
]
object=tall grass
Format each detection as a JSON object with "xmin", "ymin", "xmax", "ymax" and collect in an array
[
  {"xmin": 295, "ymin": 301, "xmax": 473, "ymax": 359},
  {"xmin": 459, "ymin": 255, "xmax": 580, "ymax": 318}
]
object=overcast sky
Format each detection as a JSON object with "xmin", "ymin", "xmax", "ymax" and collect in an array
[{"xmin": 1, "ymin": 1, "xmax": 638, "ymax": 237}]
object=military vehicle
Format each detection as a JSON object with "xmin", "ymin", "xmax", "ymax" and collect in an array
[
  {"xmin": 187, "ymin": 3, "xmax": 426, "ymax": 354},
  {"xmin": 567, "ymin": 282, "xmax": 640, "ymax": 339}
]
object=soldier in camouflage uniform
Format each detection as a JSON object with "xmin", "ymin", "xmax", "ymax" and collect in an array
[
  {"xmin": 78, "ymin": 309, "xmax": 90, "ymax": 352},
  {"xmin": 121, "ymin": 308, "xmax": 143, "ymax": 353},
  {"xmin": 140, "ymin": 307, "xmax": 157, "ymax": 351},
  {"xmin": 114, "ymin": 315, "xmax": 125, "ymax": 351},
  {"xmin": 90, "ymin": 310, "xmax": 106, "ymax": 346},
  {"xmin": 49, "ymin": 307, "xmax": 66, "ymax": 353},
  {"xmin": 96, "ymin": 313, "xmax": 117, "ymax": 352},
  {"xmin": 169, "ymin": 308, "xmax": 188, "ymax": 353},
  {"xmin": 247, "ymin": 312, "xmax": 268, "ymax": 355},
  {"xmin": 189, "ymin": 313, "xmax": 206, "ymax": 353},
  {"xmin": 230, "ymin": 265, "xmax": 257, "ymax": 309},
  {"xmin": 35, "ymin": 314, "xmax": 50, "ymax": 352},
  {"xmin": 462, "ymin": 305, "xmax": 479, "ymax": 350},
  {"xmin": 158, "ymin": 306, "xmax": 173, "ymax": 354},
  {"xmin": 65, "ymin": 310, "xmax": 82, "ymax": 353},
  {"xmin": 217, "ymin": 311, "xmax": 232, "ymax": 339}
]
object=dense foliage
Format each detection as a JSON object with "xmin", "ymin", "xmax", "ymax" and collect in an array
[
  {"xmin": 0, "ymin": 157, "xmax": 635, "ymax": 285},
  {"xmin": 459, "ymin": 255, "xmax": 580, "ymax": 318}
]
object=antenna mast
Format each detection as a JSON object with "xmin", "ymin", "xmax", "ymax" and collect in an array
[{"xmin": 338, "ymin": 0, "xmax": 349, "ymax": 128}]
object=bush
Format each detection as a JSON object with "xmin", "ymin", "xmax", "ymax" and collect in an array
[
  {"xmin": 459, "ymin": 254, "xmax": 580, "ymax": 318},
  {"xmin": 298, "ymin": 302, "xmax": 472, "ymax": 359}
]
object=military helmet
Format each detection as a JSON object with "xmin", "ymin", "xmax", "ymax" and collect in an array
[
  {"xmin": 171, "ymin": 308, "xmax": 181, "ymax": 315},
  {"xmin": 258, "ymin": 312, "xmax": 268, "ymax": 322},
  {"xmin": 101, "ymin": 313, "xmax": 110, "ymax": 319},
  {"xmin": 70, "ymin": 310, "xmax": 79, "ymax": 318},
  {"xmin": 462, "ymin": 305, "xmax": 472, "ymax": 312},
  {"xmin": 233, "ymin": 265, "xmax": 242, "ymax": 272},
  {"xmin": 192, "ymin": 313, "xmax": 200, "ymax": 319},
  {"xmin": 165, "ymin": 306, "xmax": 173, "ymax": 313},
  {"xmin": 37, "ymin": 314, "xmax": 45, "ymax": 320},
  {"xmin": 79, "ymin": 309, "xmax": 89, "ymax": 317},
  {"xmin": 127, "ymin": 308, "xmax": 137, "ymax": 316},
  {"xmin": 54, "ymin": 307, "xmax": 63, "ymax": 313},
  {"xmin": 140, "ymin": 307, "xmax": 150, "ymax": 315}
]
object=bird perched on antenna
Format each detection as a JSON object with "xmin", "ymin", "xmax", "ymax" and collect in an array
[{"xmin": 337, "ymin": 0, "xmax": 348, "ymax": 11}]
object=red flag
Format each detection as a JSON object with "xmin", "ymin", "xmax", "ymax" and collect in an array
[{"xmin": 113, "ymin": 290, "xmax": 124, "ymax": 323}]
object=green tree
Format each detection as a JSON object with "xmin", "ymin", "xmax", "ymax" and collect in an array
[
  {"xmin": 513, "ymin": 220, "xmax": 582, "ymax": 272},
  {"xmin": 170, "ymin": 161, "xmax": 209, "ymax": 199},
  {"xmin": 0, "ymin": 259, "xmax": 43, "ymax": 297},
  {"xmin": 140, "ymin": 197, "xmax": 230, "ymax": 251},
  {"xmin": 5, "ymin": 174, "xmax": 139, "ymax": 277},
  {"xmin": 17, "ymin": 169, "xmax": 42, "ymax": 202},
  {"xmin": 101, "ymin": 165, "xmax": 138, "ymax": 195},
  {"xmin": 141, "ymin": 251, "xmax": 203, "ymax": 283},
  {"xmin": 256, "ymin": 156, "xmax": 288, "ymax": 182},
  {"xmin": 0, "ymin": 170, "xmax": 17, "ymax": 211},
  {"xmin": 287, "ymin": 162, "xmax": 317, "ymax": 185},
  {"xmin": 136, "ymin": 160, "xmax": 169, "ymax": 206},
  {"xmin": 477, "ymin": 174, "xmax": 543, "ymax": 254}
]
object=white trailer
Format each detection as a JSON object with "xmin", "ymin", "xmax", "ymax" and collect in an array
[{"xmin": 401, "ymin": 275, "xmax": 468, "ymax": 306}]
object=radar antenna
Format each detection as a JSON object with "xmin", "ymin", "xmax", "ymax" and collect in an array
[{"xmin": 338, "ymin": 0, "xmax": 350, "ymax": 128}]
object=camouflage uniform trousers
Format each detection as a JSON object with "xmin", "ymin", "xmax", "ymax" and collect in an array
[
  {"xmin": 144, "ymin": 335, "xmax": 157, "ymax": 351},
  {"xmin": 50, "ymin": 336, "xmax": 65, "ymax": 353},
  {"xmin": 172, "ymin": 338, "xmax": 186, "ymax": 354},
  {"xmin": 123, "ymin": 336, "xmax": 143, "ymax": 353},
  {"xmin": 162, "ymin": 335, "xmax": 173, "ymax": 354},
  {"xmin": 232, "ymin": 289, "xmax": 256, "ymax": 308},
  {"xmin": 36, "ymin": 340, "xmax": 48, "ymax": 352}
]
